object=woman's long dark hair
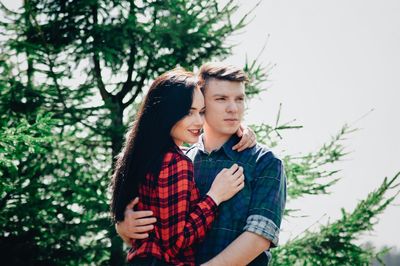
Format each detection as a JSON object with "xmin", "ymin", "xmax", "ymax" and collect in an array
[{"xmin": 110, "ymin": 69, "xmax": 197, "ymax": 222}]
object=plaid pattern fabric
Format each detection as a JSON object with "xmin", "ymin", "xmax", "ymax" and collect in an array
[
  {"xmin": 127, "ymin": 146, "xmax": 218, "ymax": 266},
  {"xmin": 244, "ymin": 214, "xmax": 280, "ymax": 246},
  {"xmin": 186, "ymin": 135, "xmax": 287, "ymax": 265}
]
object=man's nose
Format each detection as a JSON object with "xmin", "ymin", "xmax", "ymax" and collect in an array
[{"xmin": 226, "ymin": 101, "xmax": 238, "ymax": 113}]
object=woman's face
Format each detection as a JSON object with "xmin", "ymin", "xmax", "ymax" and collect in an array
[{"xmin": 170, "ymin": 88, "xmax": 205, "ymax": 146}]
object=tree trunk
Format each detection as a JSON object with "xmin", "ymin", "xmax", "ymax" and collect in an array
[{"xmin": 109, "ymin": 99, "xmax": 125, "ymax": 266}]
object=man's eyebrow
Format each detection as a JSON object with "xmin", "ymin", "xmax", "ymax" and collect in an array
[{"xmin": 212, "ymin": 93, "xmax": 245, "ymax": 98}]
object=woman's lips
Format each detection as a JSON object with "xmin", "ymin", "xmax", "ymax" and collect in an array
[{"xmin": 188, "ymin": 129, "xmax": 201, "ymax": 136}]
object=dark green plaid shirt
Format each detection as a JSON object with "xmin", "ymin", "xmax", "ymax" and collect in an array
[{"xmin": 186, "ymin": 135, "xmax": 286, "ymax": 265}]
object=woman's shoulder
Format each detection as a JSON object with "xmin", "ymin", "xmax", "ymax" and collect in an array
[
  {"xmin": 158, "ymin": 148, "xmax": 194, "ymax": 181},
  {"xmin": 162, "ymin": 147, "xmax": 193, "ymax": 169}
]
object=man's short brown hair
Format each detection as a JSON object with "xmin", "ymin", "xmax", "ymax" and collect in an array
[{"xmin": 198, "ymin": 62, "xmax": 249, "ymax": 93}]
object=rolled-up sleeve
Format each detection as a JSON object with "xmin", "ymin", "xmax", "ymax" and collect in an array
[{"xmin": 243, "ymin": 157, "xmax": 286, "ymax": 247}]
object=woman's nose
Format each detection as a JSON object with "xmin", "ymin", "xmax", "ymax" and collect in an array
[{"xmin": 194, "ymin": 113, "xmax": 204, "ymax": 125}]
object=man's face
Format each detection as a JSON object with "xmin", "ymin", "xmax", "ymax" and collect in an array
[{"xmin": 203, "ymin": 78, "xmax": 245, "ymax": 138}]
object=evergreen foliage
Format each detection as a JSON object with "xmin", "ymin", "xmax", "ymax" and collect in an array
[{"xmin": 271, "ymin": 173, "xmax": 400, "ymax": 266}]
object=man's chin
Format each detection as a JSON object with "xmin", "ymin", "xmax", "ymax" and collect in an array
[{"xmin": 221, "ymin": 127, "xmax": 240, "ymax": 136}]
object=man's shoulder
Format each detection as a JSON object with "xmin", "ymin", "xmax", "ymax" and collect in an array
[
  {"xmin": 243, "ymin": 143, "xmax": 281, "ymax": 162},
  {"xmin": 258, "ymin": 146, "xmax": 285, "ymax": 181},
  {"xmin": 237, "ymin": 144, "xmax": 283, "ymax": 176}
]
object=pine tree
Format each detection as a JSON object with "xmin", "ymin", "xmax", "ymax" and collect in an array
[{"xmin": 1, "ymin": 0, "xmax": 250, "ymax": 264}]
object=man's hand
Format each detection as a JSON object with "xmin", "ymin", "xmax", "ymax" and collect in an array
[
  {"xmin": 233, "ymin": 125, "xmax": 257, "ymax": 151},
  {"xmin": 115, "ymin": 197, "xmax": 157, "ymax": 246}
]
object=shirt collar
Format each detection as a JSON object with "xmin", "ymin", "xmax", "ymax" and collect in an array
[
  {"xmin": 221, "ymin": 135, "xmax": 241, "ymax": 161},
  {"xmin": 170, "ymin": 143, "xmax": 186, "ymax": 156},
  {"xmin": 195, "ymin": 134, "xmax": 240, "ymax": 161}
]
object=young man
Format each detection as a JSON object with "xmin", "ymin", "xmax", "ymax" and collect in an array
[{"xmin": 116, "ymin": 63, "xmax": 286, "ymax": 265}]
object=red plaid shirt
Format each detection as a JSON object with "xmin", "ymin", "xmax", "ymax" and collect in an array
[{"xmin": 127, "ymin": 146, "xmax": 218, "ymax": 265}]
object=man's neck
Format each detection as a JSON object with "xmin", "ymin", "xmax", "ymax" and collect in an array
[{"xmin": 203, "ymin": 131, "xmax": 232, "ymax": 153}]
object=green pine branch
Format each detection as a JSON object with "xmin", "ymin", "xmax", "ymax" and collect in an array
[{"xmin": 271, "ymin": 172, "xmax": 400, "ymax": 266}]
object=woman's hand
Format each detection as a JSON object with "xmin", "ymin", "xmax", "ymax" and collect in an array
[
  {"xmin": 233, "ymin": 125, "xmax": 257, "ymax": 151},
  {"xmin": 207, "ymin": 164, "xmax": 245, "ymax": 205}
]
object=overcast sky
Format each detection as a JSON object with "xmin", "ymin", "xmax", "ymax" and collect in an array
[{"xmin": 225, "ymin": 0, "xmax": 400, "ymax": 249}]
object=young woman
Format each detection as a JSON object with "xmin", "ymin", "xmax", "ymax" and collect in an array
[{"xmin": 110, "ymin": 69, "xmax": 245, "ymax": 266}]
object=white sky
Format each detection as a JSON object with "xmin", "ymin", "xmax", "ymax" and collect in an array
[
  {"xmin": 225, "ymin": 0, "xmax": 400, "ymax": 249},
  {"xmin": 2, "ymin": 0, "xmax": 399, "ymax": 250}
]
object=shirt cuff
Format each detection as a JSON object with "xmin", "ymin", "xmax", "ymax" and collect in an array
[
  {"xmin": 243, "ymin": 214, "xmax": 280, "ymax": 247},
  {"xmin": 201, "ymin": 195, "xmax": 218, "ymax": 215}
]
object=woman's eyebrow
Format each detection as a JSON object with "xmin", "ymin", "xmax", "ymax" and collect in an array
[{"xmin": 190, "ymin": 106, "xmax": 205, "ymax": 110}]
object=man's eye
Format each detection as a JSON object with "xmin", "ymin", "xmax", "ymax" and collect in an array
[
  {"xmin": 200, "ymin": 111, "xmax": 206, "ymax": 116},
  {"xmin": 216, "ymin": 98, "xmax": 225, "ymax": 101}
]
